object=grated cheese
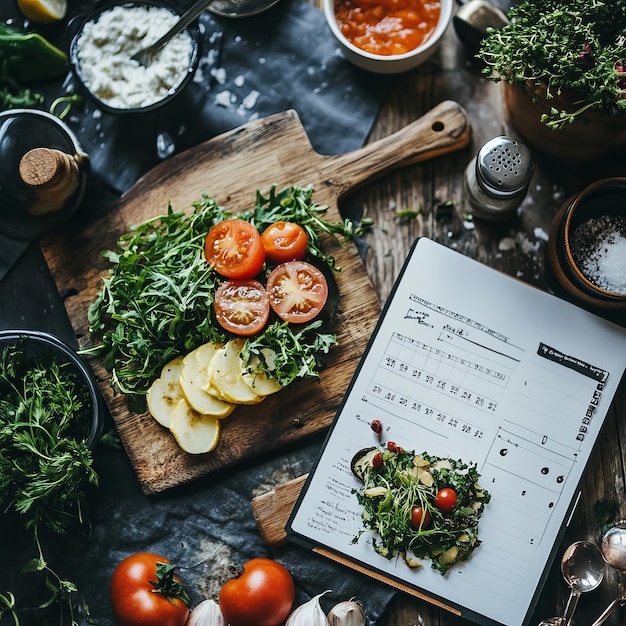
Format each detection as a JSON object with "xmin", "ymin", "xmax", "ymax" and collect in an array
[{"xmin": 74, "ymin": 4, "xmax": 194, "ymax": 109}]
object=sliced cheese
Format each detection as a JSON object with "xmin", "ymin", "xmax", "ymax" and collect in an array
[
  {"xmin": 170, "ymin": 399, "xmax": 220, "ymax": 454},
  {"xmin": 146, "ymin": 356, "xmax": 185, "ymax": 428}
]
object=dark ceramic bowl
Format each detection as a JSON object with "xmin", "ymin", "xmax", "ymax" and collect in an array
[
  {"xmin": 69, "ymin": 0, "xmax": 200, "ymax": 115},
  {"xmin": 562, "ymin": 178, "xmax": 626, "ymax": 301},
  {"xmin": 545, "ymin": 177, "xmax": 626, "ymax": 325},
  {"xmin": 0, "ymin": 330, "xmax": 103, "ymax": 449}
]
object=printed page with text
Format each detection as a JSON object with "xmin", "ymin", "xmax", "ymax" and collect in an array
[{"xmin": 288, "ymin": 237, "xmax": 626, "ymax": 626}]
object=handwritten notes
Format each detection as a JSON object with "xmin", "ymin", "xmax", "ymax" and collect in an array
[{"xmin": 288, "ymin": 238, "xmax": 626, "ymax": 626}]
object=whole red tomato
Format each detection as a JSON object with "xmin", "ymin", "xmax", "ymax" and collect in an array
[
  {"xmin": 110, "ymin": 552, "xmax": 190, "ymax": 626},
  {"xmin": 218, "ymin": 558, "xmax": 295, "ymax": 626}
]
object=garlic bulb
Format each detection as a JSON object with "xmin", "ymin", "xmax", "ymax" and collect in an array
[
  {"xmin": 187, "ymin": 599, "xmax": 227, "ymax": 626},
  {"xmin": 327, "ymin": 599, "xmax": 366, "ymax": 626},
  {"xmin": 286, "ymin": 590, "xmax": 331, "ymax": 626}
]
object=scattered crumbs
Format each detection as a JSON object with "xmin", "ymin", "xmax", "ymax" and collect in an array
[
  {"xmin": 92, "ymin": 109, "xmax": 102, "ymax": 119},
  {"xmin": 551, "ymin": 184, "xmax": 568, "ymax": 206},
  {"xmin": 177, "ymin": 124, "xmax": 186, "ymax": 136},
  {"xmin": 498, "ymin": 237, "xmax": 516, "ymax": 252},
  {"xmin": 241, "ymin": 89, "xmax": 259, "ymax": 109},
  {"xmin": 571, "ymin": 215, "xmax": 626, "ymax": 294},
  {"xmin": 214, "ymin": 90, "xmax": 234, "ymax": 107},
  {"xmin": 259, "ymin": 57, "xmax": 267, "ymax": 64},
  {"xmin": 534, "ymin": 227, "xmax": 549, "ymax": 242},
  {"xmin": 210, "ymin": 67, "xmax": 227, "ymax": 85},
  {"xmin": 234, "ymin": 35, "xmax": 242, "ymax": 43},
  {"xmin": 388, "ymin": 200, "xmax": 397, "ymax": 211},
  {"xmin": 307, "ymin": 66, "xmax": 316, "ymax": 75},
  {"xmin": 156, "ymin": 131, "xmax": 175, "ymax": 158},
  {"xmin": 463, "ymin": 219, "xmax": 475, "ymax": 230},
  {"xmin": 208, "ymin": 31, "xmax": 222, "ymax": 45},
  {"xmin": 207, "ymin": 48, "xmax": 220, "ymax": 65},
  {"xmin": 498, "ymin": 231, "xmax": 543, "ymax": 255},
  {"xmin": 234, "ymin": 74, "xmax": 245, "ymax": 87}
]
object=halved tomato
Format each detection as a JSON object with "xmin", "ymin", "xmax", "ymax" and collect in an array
[
  {"xmin": 260, "ymin": 221, "xmax": 308, "ymax": 265},
  {"xmin": 265, "ymin": 261, "xmax": 328, "ymax": 323},
  {"xmin": 205, "ymin": 219, "xmax": 265, "ymax": 279},
  {"xmin": 214, "ymin": 279, "xmax": 270, "ymax": 336}
]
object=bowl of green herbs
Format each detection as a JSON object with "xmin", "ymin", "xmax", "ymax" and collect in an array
[
  {"xmin": 478, "ymin": 0, "xmax": 626, "ymax": 161},
  {"xmin": 0, "ymin": 330, "xmax": 102, "ymax": 533}
]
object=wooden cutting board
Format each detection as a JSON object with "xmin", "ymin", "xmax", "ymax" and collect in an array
[{"xmin": 40, "ymin": 101, "xmax": 470, "ymax": 495}]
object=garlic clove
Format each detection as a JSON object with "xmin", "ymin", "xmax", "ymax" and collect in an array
[
  {"xmin": 187, "ymin": 599, "xmax": 227, "ymax": 626},
  {"xmin": 327, "ymin": 598, "xmax": 366, "ymax": 626},
  {"xmin": 286, "ymin": 590, "xmax": 331, "ymax": 626}
]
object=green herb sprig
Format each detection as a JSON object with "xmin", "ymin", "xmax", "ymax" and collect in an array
[
  {"xmin": 86, "ymin": 185, "xmax": 354, "ymax": 399},
  {"xmin": 478, "ymin": 0, "xmax": 626, "ymax": 129}
]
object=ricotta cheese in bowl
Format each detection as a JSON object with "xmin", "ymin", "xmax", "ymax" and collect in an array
[{"xmin": 70, "ymin": 1, "xmax": 199, "ymax": 113}]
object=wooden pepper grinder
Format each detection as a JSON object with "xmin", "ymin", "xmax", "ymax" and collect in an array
[{"xmin": 19, "ymin": 147, "xmax": 82, "ymax": 216}]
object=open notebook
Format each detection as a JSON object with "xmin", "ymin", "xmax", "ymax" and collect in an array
[{"xmin": 287, "ymin": 237, "xmax": 626, "ymax": 626}]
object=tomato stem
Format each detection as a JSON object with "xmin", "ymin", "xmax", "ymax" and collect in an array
[{"xmin": 151, "ymin": 562, "xmax": 190, "ymax": 607}]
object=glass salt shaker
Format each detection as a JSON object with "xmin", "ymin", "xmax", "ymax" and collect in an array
[{"xmin": 463, "ymin": 136, "xmax": 534, "ymax": 221}]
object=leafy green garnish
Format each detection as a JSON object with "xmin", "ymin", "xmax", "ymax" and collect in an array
[
  {"xmin": 352, "ymin": 447, "xmax": 490, "ymax": 574},
  {"xmin": 0, "ymin": 340, "xmax": 98, "ymax": 534},
  {"xmin": 0, "ymin": 338, "xmax": 98, "ymax": 621},
  {"xmin": 478, "ymin": 0, "xmax": 626, "ymax": 128},
  {"xmin": 86, "ymin": 184, "xmax": 353, "ymax": 399},
  {"xmin": 241, "ymin": 319, "xmax": 338, "ymax": 386}
]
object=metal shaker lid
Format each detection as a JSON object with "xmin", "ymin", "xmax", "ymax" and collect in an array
[{"xmin": 476, "ymin": 136, "xmax": 534, "ymax": 199}]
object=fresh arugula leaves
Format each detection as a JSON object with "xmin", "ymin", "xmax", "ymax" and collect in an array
[{"xmin": 86, "ymin": 185, "xmax": 354, "ymax": 400}]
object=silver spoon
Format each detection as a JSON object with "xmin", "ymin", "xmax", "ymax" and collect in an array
[
  {"xmin": 589, "ymin": 522, "xmax": 626, "ymax": 626},
  {"xmin": 539, "ymin": 541, "xmax": 605, "ymax": 626},
  {"xmin": 131, "ymin": 0, "xmax": 280, "ymax": 66},
  {"xmin": 131, "ymin": 0, "xmax": 212, "ymax": 67}
]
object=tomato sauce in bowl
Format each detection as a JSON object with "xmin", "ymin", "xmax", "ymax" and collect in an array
[{"xmin": 334, "ymin": 0, "xmax": 442, "ymax": 56}]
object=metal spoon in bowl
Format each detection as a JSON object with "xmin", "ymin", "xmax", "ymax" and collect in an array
[
  {"xmin": 589, "ymin": 522, "xmax": 626, "ymax": 626},
  {"xmin": 131, "ymin": 0, "xmax": 212, "ymax": 67},
  {"xmin": 131, "ymin": 0, "xmax": 279, "ymax": 66},
  {"xmin": 538, "ymin": 541, "xmax": 605, "ymax": 626}
]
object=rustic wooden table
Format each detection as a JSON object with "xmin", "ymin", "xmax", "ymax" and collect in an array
[{"xmin": 321, "ymin": 3, "xmax": 626, "ymax": 625}]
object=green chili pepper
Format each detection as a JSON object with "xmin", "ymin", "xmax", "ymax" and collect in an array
[
  {"xmin": 0, "ymin": 23, "xmax": 68, "ymax": 82},
  {"xmin": 0, "ymin": 23, "xmax": 69, "ymax": 112}
]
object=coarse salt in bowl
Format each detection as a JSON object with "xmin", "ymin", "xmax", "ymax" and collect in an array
[
  {"xmin": 563, "ymin": 178, "xmax": 626, "ymax": 301},
  {"xmin": 323, "ymin": 0, "xmax": 453, "ymax": 74},
  {"xmin": 69, "ymin": 0, "xmax": 200, "ymax": 114}
]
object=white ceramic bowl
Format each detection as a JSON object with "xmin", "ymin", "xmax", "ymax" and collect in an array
[{"xmin": 323, "ymin": 0, "xmax": 453, "ymax": 74}]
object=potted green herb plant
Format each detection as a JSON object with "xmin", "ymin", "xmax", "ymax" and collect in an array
[{"xmin": 478, "ymin": 0, "xmax": 626, "ymax": 161}]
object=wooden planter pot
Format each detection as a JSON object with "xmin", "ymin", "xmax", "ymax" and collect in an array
[{"xmin": 503, "ymin": 82, "xmax": 626, "ymax": 162}]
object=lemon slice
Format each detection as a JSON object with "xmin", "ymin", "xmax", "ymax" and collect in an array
[{"xmin": 18, "ymin": 0, "xmax": 67, "ymax": 23}]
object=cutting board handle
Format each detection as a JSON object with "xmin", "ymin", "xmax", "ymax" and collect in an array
[{"xmin": 321, "ymin": 99, "xmax": 471, "ymax": 197}]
